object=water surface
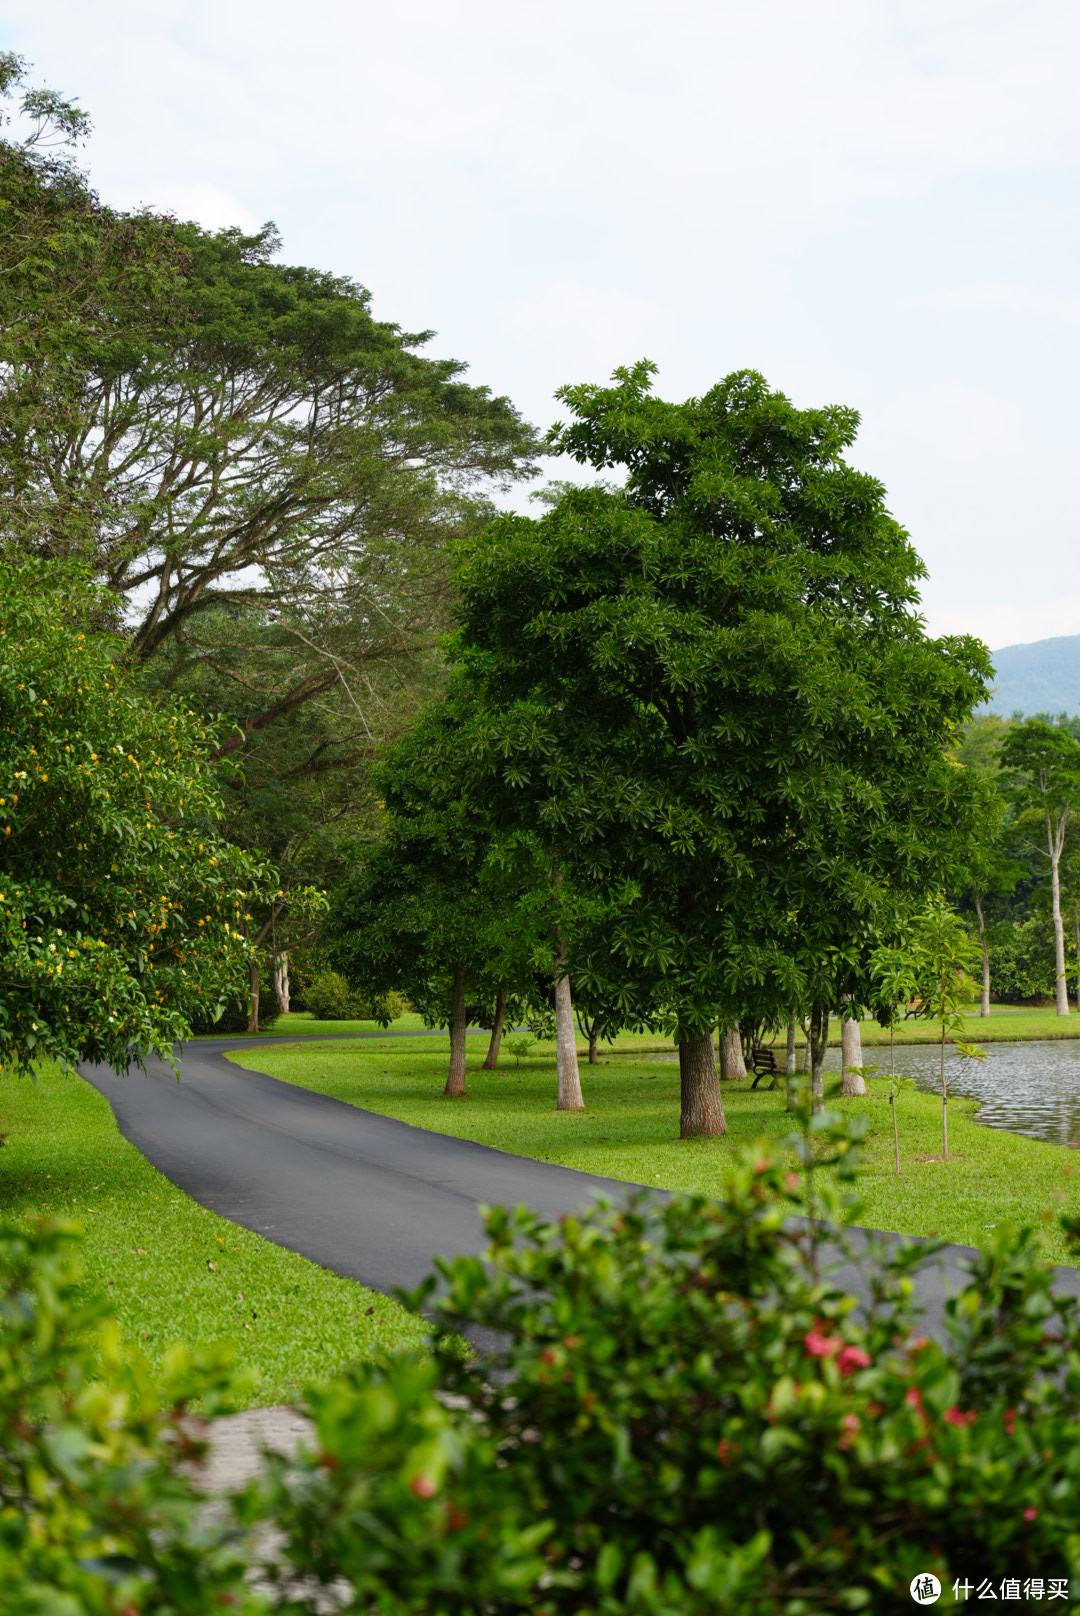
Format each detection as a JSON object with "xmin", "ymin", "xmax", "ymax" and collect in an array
[{"xmin": 834, "ymin": 1039, "xmax": 1080, "ymax": 1148}]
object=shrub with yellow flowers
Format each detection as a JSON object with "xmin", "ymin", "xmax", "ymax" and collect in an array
[{"xmin": 0, "ymin": 562, "xmax": 271, "ymax": 1075}]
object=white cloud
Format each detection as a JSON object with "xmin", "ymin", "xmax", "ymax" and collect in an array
[{"xmin": 3, "ymin": 0, "xmax": 1079, "ymax": 648}]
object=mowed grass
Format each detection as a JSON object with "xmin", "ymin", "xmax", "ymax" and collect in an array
[
  {"xmin": 254, "ymin": 1005, "xmax": 1080, "ymax": 1050},
  {"xmin": 0, "ymin": 1063, "xmax": 428, "ymax": 1405},
  {"xmin": 855, "ymin": 1002, "xmax": 1080, "ymax": 1047},
  {"xmin": 233, "ymin": 1032, "xmax": 1080, "ymax": 1267},
  {"xmin": 196, "ymin": 1009, "xmax": 433, "ymax": 1041}
]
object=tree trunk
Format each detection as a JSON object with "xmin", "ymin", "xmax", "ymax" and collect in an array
[
  {"xmin": 246, "ymin": 954, "xmax": 260, "ymax": 1034},
  {"xmin": 798, "ymin": 1019, "xmax": 810, "ymax": 1072},
  {"xmin": 785, "ymin": 1010, "xmax": 798, "ymax": 1112},
  {"xmin": 554, "ymin": 954, "xmax": 584, "ymax": 1111},
  {"xmin": 272, "ymin": 951, "xmax": 290, "ymax": 1014},
  {"xmin": 973, "ymin": 884, "xmax": 990, "ymax": 1017},
  {"xmin": 1049, "ymin": 809, "xmax": 1070, "ymax": 1016},
  {"xmin": 482, "ymin": 989, "xmax": 507, "ymax": 1070},
  {"xmin": 940, "ymin": 1019, "xmax": 948, "ymax": 1158},
  {"xmin": 679, "ymin": 1030, "xmax": 727, "ymax": 1137},
  {"xmin": 718, "ymin": 1023, "xmax": 746, "ymax": 1082},
  {"xmin": 589, "ymin": 1029, "xmax": 598, "ymax": 1063},
  {"xmin": 809, "ymin": 1002, "xmax": 829, "ymax": 1114},
  {"xmin": 840, "ymin": 1003, "xmax": 865, "ymax": 1096},
  {"xmin": 445, "ymin": 964, "xmax": 468, "ymax": 1097},
  {"xmin": 1075, "ymin": 912, "xmax": 1080, "ymax": 1016}
]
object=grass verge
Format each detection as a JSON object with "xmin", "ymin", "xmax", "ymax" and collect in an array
[
  {"xmin": 0, "ymin": 1062, "xmax": 428, "ymax": 1405},
  {"xmin": 253, "ymin": 1005, "xmax": 1080, "ymax": 1051},
  {"xmin": 232, "ymin": 1032, "xmax": 1080, "ymax": 1267}
]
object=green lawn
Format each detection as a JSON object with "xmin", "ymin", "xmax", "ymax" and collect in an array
[
  {"xmin": 232, "ymin": 1031, "xmax": 1080, "ymax": 1267},
  {"xmin": 0, "ymin": 1063, "xmax": 427, "ymax": 1405},
  {"xmin": 854, "ymin": 1002, "xmax": 1080, "ymax": 1047},
  {"xmin": 253, "ymin": 1004, "xmax": 1080, "ymax": 1051}
]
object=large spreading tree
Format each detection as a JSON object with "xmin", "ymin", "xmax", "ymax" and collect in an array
[
  {"xmin": 454, "ymin": 363, "xmax": 990, "ymax": 1135},
  {"xmin": 0, "ymin": 54, "xmax": 538, "ymax": 999}
]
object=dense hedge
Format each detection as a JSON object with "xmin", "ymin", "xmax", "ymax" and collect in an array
[{"xmin": 7, "ymin": 1143, "xmax": 1080, "ymax": 1611}]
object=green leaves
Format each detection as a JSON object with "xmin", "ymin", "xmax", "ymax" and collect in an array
[
  {"xmin": 8, "ymin": 1158, "xmax": 1080, "ymax": 1609},
  {"xmin": 454, "ymin": 368, "xmax": 991, "ymax": 1052},
  {"xmin": 0, "ymin": 562, "xmax": 270, "ymax": 1074}
]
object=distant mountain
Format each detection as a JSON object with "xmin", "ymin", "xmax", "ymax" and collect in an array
[{"xmin": 980, "ymin": 633, "xmax": 1080, "ymax": 717}]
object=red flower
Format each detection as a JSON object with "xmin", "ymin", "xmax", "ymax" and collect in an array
[
  {"xmin": 836, "ymin": 1345, "xmax": 871, "ymax": 1377},
  {"xmin": 837, "ymin": 1411, "xmax": 861, "ymax": 1449},
  {"xmin": 944, "ymin": 1406, "xmax": 976, "ymax": 1427},
  {"xmin": 905, "ymin": 1386, "xmax": 925, "ymax": 1414},
  {"xmin": 785, "ymin": 1172, "xmax": 799, "ymax": 1193},
  {"xmin": 1023, "ymin": 1506, "xmax": 1038, "ymax": 1522},
  {"xmin": 1004, "ymin": 1407, "xmax": 1018, "ymax": 1436},
  {"xmin": 716, "ymin": 1438, "xmax": 738, "ymax": 1466},
  {"xmin": 409, "ymin": 1475, "xmax": 438, "ymax": 1499},
  {"xmin": 804, "ymin": 1327, "xmax": 839, "ymax": 1359}
]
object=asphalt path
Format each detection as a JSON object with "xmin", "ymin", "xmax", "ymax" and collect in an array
[{"xmin": 81, "ymin": 1032, "xmax": 1080, "ymax": 1335}]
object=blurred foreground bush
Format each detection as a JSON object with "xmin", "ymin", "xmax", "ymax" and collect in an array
[{"xmin": 7, "ymin": 1137, "xmax": 1080, "ymax": 1612}]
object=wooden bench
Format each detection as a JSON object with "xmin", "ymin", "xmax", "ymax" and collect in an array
[
  {"xmin": 902, "ymin": 998, "xmax": 925, "ymax": 1020},
  {"xmin": 750, "ymin": 1046, "xmax": 780, "ymax": 1091}
]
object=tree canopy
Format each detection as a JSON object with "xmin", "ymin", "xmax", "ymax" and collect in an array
[
  {"xmin": 454, "ymin": 364, "xmax": 990, "ymax": 1132},
  {"xmin": 0, "ymin": 563, "xmax": 265, "ymax": 1073}
]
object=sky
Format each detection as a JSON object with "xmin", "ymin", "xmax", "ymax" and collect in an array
[{"xmin": 3, "ymin": 0, "xmax": 1078, "ymax": 650}]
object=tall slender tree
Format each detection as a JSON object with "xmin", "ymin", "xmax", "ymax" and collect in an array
[{"xmin": 999, "ymin": 720, "xmax": 1080, "ymax": 1017}]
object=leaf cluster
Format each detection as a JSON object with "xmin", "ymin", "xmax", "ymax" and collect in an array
[
  {"xmin": 454, "ymin": 367, "xmax": 991, "ymax": 1036},
  {"xmin": 0, "ymin": 562, "xmax": 269, "ymax": 1073}
]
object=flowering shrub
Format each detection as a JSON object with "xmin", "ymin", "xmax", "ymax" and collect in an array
[
  {"xmin": 263, "ymin": 1155, "xmax": 1080, "ymax": 1612},
  {"xmin": 8, "ymin": 1147, "xmax": 1080, "ymax": 1611}
]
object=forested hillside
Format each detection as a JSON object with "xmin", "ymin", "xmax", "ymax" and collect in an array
[{"xmin": 982, "ymin": 633, "xmax": 1080, "ymax": 717}]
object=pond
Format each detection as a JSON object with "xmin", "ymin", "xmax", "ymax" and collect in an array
[{"xmin": 828, "ymin": 1039, "xmax": 1080, "ymax": 1149}]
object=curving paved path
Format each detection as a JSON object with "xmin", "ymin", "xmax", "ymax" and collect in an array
[
  {"xmin": 81, "ymin": 1032, "xmax": 636, "ymax": 1299},
  {"xmin": 81, "ymin": 1033, "xmax": 1080, "ymax": 1334}
]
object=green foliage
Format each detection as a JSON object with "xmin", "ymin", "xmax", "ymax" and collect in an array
[
  {"xmin": 0, "ymin": 564, "xmax": 267, "ymax": 1073},
  {"xmin": 999, "ymin": 718, "xmax": 1080, "ymax": 825},
  {"xmin": 256, "ymin": 1159, "xmax": 1080, "ymax": 1611},
  {"xmin": 306, "ymin": 969, "xmax": 405, "ymax": 1024},
  {"xmin": 0, "ymin": 61, "xmax": 537, "ymax": 985},
  {"xmin": 906, "ymin": 896, "xmax": 982, "ymax": 1038},
  {"xmin": 504, "ymin": 1032, "xmax": 536, "ymax": 1066},
  {"xmin": 988, "ymin": 915, "xmax": 1063, "ymax": 1003},
  {"xmin": 17, "ymin": 1152, "xmax": 1080, "ymax": 1612},
  {"xmin": 327, "ymin": 695, "xmax": 555, "ymax": 1030},
  {"xmin": 455, "ymin": 365, "xmax": 991, "ymax": 1047},
  {"xmin": 0, "ymin": 1217, "xmax": 261, "ymax": 1614}
]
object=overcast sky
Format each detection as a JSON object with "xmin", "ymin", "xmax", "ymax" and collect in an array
[{"xmin": 4, "ymin": 1, "xmax": 1077, "ymax": 650}]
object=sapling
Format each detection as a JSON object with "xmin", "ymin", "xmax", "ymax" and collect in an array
[
  {"xmin": 906, "ymin": 897, "xmax": 984, "ymax": 1159},
  {"xmin": 505, "ymin": 1033, "xmax": 535, "ymax": 1070}
]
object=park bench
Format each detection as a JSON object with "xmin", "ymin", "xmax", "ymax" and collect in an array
[
  {"xmin": 902, "ymin": 998, "xmax": 925, "ymax": 1020},
  {"xmin": 750, "ymin": 1045, "xmax": 780, "ymax": 1091}
]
